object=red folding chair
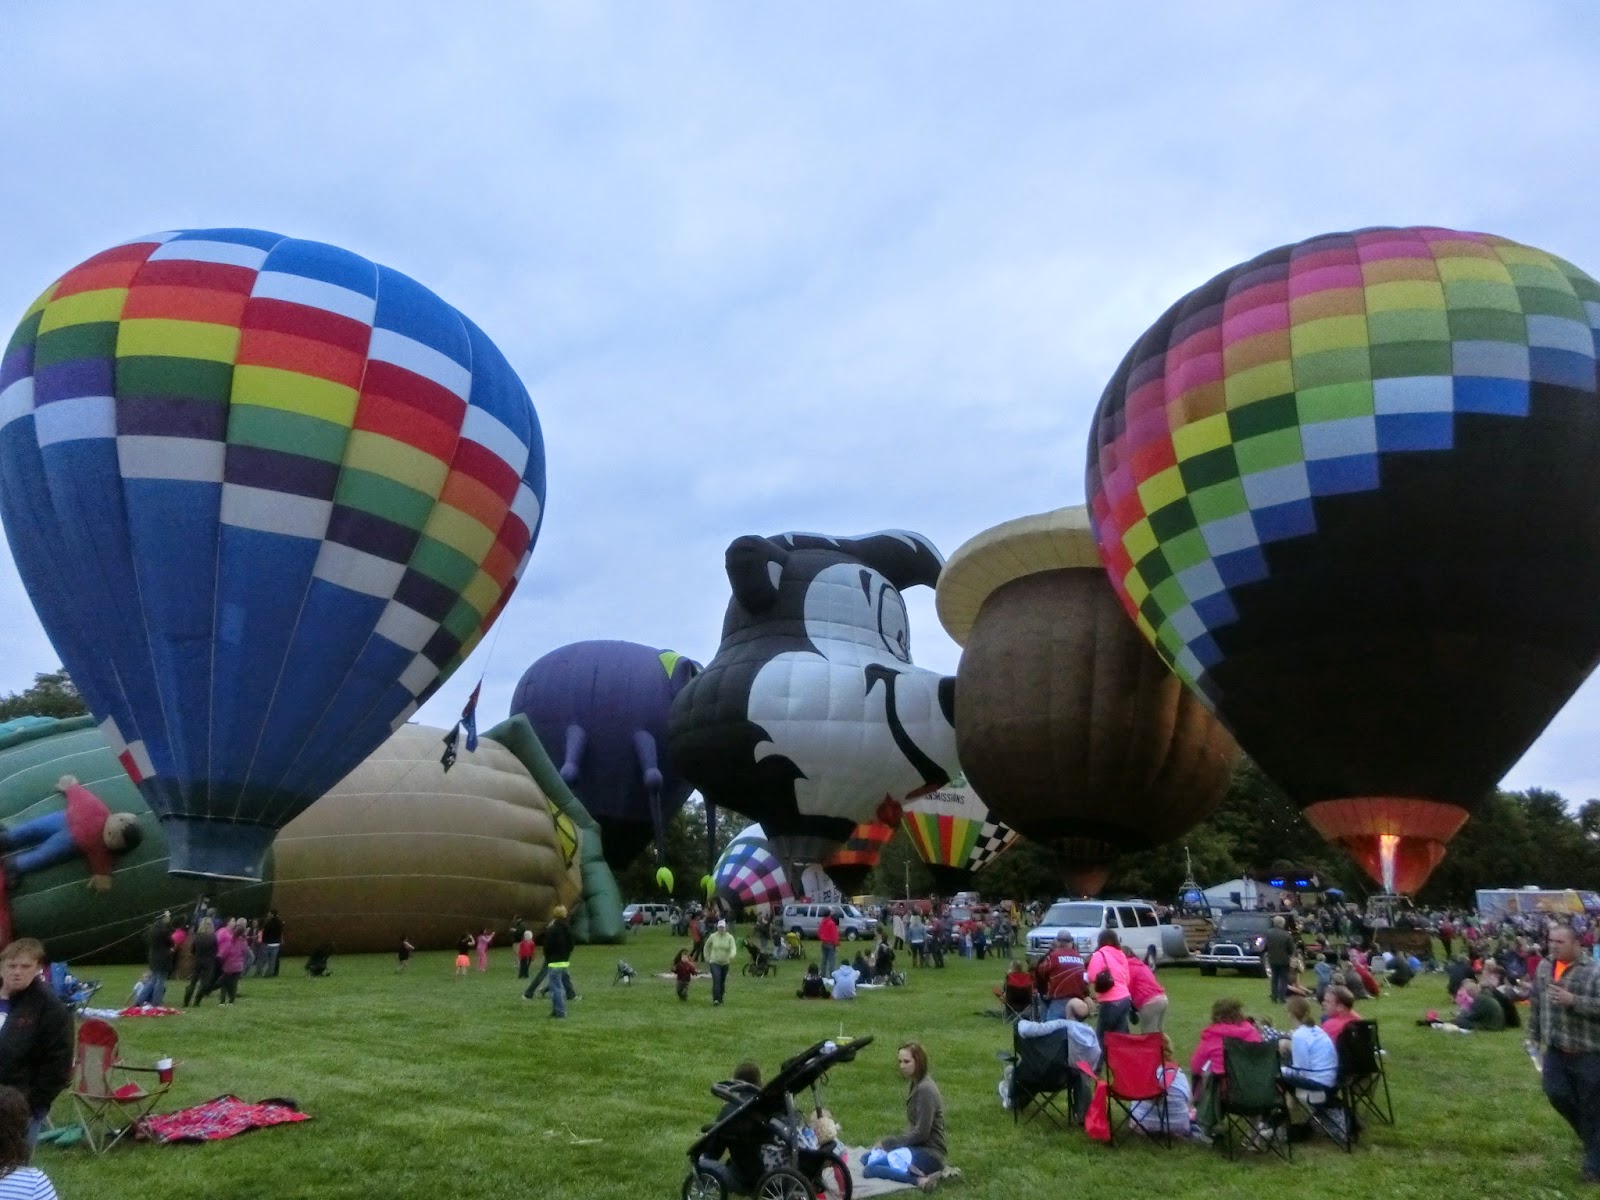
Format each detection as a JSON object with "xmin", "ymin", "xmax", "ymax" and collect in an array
[
  {"xmin": 1102, "ymin": 1031, "xmax": 1172, "ymax": 1147},
  {"xmin": 71, "ymin": 1019, "xmax": 173, "ymax": 1151}
]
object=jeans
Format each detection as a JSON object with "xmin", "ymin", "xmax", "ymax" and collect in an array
[
  {"xmin": 262, "ymin": 944, "xmax": 281, "ymax": 977},
  {"xmin": 709, "ymin": 962, "xmax": 729, "ymax": 1004},
  {"xmin": 148, "ymin": 970, "xmax": 168, "ymax": 1006},
  {"xmin": 186, "ymin": 961, "xmax": 217, "ymax": 1006},
  {"xmin": 1096, "ymin": 997, "xmax": 1133, "ymax": 1040},
  {"xmin": 1270, "ymin": 964, "xmax": 1290, "ymax": 1004},
  {"xmin": 909, "ymin": 940, "xmax": 924, "ymax": 966},
  {"xmin": 524, "ymin": 964, "xmax": 577, "ymax": 1000},
  {"xmin": 1544, "ymin": 1048, "xmax": 1600, "ymax": 1178},
  {"xmin": 218, "ymin": 970, "xmax": 241, "ymax": 1004},
  {"xmin": 548, "ymin": 967, "xmax": 569, "ymax": 1017},
  {"xmin": 820, "ymin": 944, "xmax": 837, "ymax": 976},
  {"xmin": 1136, "ymin": 995, "xmax": 1168, "ymax": 1033}
]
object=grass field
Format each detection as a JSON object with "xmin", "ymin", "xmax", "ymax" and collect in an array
[{"xmin": 38, "ymin": 927, "xmax": 1582, "ymax": 1200}]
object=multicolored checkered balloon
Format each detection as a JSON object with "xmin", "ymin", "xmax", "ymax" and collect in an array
[
  {"xmin": 712, "ymin": 824, "xmax": 792, "ymax": 914},
  {"xmin": 0, "ymin": 229, "xmax": 545, "ymax": 880},
  {"xmin": 1086, "ymin": 226, "xmax": 1600, "ymax": 893}
]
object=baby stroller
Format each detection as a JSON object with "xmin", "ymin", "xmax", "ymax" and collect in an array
[
  {"xmin": 742, "ymin": 939, "xmax": 778, "ymax": 979},
  {"xmin": 685, "ymin": 1036, "xmax": 870, "ymax": 1200},
  {"xmin": 304, "ymin": 944, "xmax": 333, "ymax": 977},
  {"xmin": 614, "ymin": 960, "xmax": 637, "ymax": 986},
  {"xmin": 48, "ymin": 963, "xmax": 101, "ymax": 1014}
]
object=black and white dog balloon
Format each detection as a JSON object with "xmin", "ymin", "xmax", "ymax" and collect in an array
[{"xmin": 669, "ymin": 531, "xmax": 959, "ymax": 865}]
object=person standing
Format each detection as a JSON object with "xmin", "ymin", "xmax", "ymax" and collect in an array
[
  {"xmin": 516, "ymin": 931, "xmax": 536, "ymax": 979},
  {"xmin": 1125, "ymin": 945, "xmax": 1168, "ymax": 1032},
  {"xmin": 475, "ymin": 928, "xmax": 494, "ymax": 972},
  {"xmin": 1087, "ymin": 930, "xmax": 1133, "ymax": 1039},
  {"xmin": 892, "ymin": 909, "xmax": 907, "ymax": 951},
  {"xmin": 907, "ymin": 915, "xmax": 926, "ymax": 967},
  {"xmin": 538, "ymin": 906, "xmax": 575, "ymax": 1019},
  {"xmin": 259, "ymin": 909, "xmax": 284, "ymax": 977},
  {"xmin": 705, "ymin": 919, "xmax": 737, "ymax": 1007},
  {"xmin": 1530, "ymin": 923, "xmax": 1600, "ymax": 1183},
  {"xmin": 689, "ymin": 912, "xmax": 705, "ymax": 963},
  {"xmin": 397, "ymin": 934, "xmax": 415, "ymax": 973},
  {"xmin": 144, "ymin": 911, "xmax": 174, "ymax": 1007},
  {"xmin": 1263, "ymin": 915, "xmax": 1294, "ymax": 1004},
  {"xmin": 0, "ymin": 939, "xmax": 71, "ymax": 1146},
  {"xmin": 818, "ymin": 910, "xmax": 840, "ymax": 977},
  {"xmin": 184, "ymin": 918, "xmax": 219, "ymax": 1007}
]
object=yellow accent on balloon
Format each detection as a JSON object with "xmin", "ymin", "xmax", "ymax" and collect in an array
[
  {"xmin": 656, "ymin": 866, "xmax": 674, "ymax": 893},
  {"xmin": 232, "ymin": 364, "xmax": 357, "ymax": 424},
  {"xmin": 118, "ymin": 317, "xmax": 241, "ymax": 363},
  {"xmin": 701, "ymin": 875, "xmax": 715, "ymax": 900},
  {"xmin": 40, "ymin": 288, "xmax": 127, "ymax": 333}
]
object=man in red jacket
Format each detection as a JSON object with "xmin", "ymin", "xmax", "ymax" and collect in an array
[
  {"xmin": 1035, "ymin": 932, "xmax": 1086, "ymax": 1020},
  {"xmin": 818, "ymin": 911, "xmax": 840, "ymax": 976}
]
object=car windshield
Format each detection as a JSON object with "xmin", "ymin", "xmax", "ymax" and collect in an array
[
  {"xmin": 1040, "ymin": 903, "xmax": 1104, "ymax": 928},
  {"xmin": 842, "ymin": 906, "xmax": 863, "ymax": 919},
  {"xmin": 1217, "ymin": 913, "xmax": 1274, "ymax": 933}
]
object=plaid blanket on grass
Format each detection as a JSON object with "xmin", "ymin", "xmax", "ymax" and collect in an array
[{"xmin": 138, "ymin": 1095, "xmax": 310, "ymax": 1143}]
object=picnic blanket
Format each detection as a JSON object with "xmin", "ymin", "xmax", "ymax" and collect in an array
[
  {"xmin": 138, "ymin": 1095, "xmax": 310, "ymax": 1144},
  {"xmin": 121, "ymin": 1005, "xmax": 184, "ymax": 1017},
  {"xmin": 845, "ymin": 1147, "xmax": 963, "ymax": 1196}
]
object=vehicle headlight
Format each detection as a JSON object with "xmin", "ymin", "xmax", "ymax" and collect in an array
[{"xmin": 1253, "ymin": 937, "xmax": 1265, "ymax": 950}]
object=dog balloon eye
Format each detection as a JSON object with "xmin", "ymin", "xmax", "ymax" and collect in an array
[{"xmin": 877, "ymin": 587, "xmax": 911, "ymax": 662}]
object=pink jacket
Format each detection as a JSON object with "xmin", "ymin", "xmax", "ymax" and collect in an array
[
  {"xmin": 1190, "ymin": 1019, "xmax": 1262, "ymax": 1076},
  {"xmin": 1086, "ymin": 945, "xmax": 1131, "ymax": 1004},
  {"xmin": 1124, "ymin": 952, "xmax": 1165, "ymax": 1007},
  {"xmin": 216, "ymin": 927, "xmax": 248, "ymax": 974}
]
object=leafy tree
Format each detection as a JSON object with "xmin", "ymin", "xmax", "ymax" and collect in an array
[{"xmin": 0, "ymin": 670, "xmax": 87, "ymax": 721}]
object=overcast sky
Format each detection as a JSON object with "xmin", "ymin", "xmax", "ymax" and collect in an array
[{"xmin": 4, "ymin": 3, "xmax": 1599, "ymax": 800}]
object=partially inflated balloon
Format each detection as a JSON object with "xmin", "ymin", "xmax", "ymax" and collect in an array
[
  {"xmin": 938, "ymin": 507, "xmax": 1237, "ymax": 894},
  {"xmin": 1085, "ymin": 227, "xmax": 1600, "ymax": 892},
  {"xmin": 823, "ymin": 802, "xmax": 901, "ymax": 896},
  {"xmin": 902, "ymin": 777, "xmax": 1019, "ymax": 894},
  {"xmin": 0, "ymin": 230, "xmax": 545, "ymax": 880},
  {"xmin": 711, "ymin": 824, "xmax": 792, "ymax": 916}
]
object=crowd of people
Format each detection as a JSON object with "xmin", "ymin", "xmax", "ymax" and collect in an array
[{"xmin": 136, "ymin": 901, "xmax": 287, "ymax": 1009}]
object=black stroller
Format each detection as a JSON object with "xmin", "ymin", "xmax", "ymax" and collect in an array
[
  {"xmin": 742, "ymin": 939, "xmax": 778, "ymax": 978},
  {"xmin": 684, "ymin": 1036, "xmax": 870, "ymax": 1200}
]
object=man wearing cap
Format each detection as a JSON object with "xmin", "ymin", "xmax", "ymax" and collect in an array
[
  {"xmin": 1035, "ymin": 931, "xmax": 1087, "ymax": 1021},
  {"xmin": 705, "ymin": 919, "xmax": 738, "ymax": 1006}
]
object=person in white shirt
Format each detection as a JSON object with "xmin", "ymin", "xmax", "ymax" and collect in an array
[
  {"xmin": 1278, "ymin": 995, "xmax": 1339, "ymax": 1093},
  {"xmin": 1129, "ymin": 1034, "xmax": 1192, "ymax": 1137}
]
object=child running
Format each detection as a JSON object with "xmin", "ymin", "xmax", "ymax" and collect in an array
[
  {"xmin": 673, "ymin": 949, "xmax": 696, "ymax": 1001},
  {"xmin": 475, "ymin": 929, "xmax": 494, "ymax": 972},
  {"xmin": 397, "ymin": 935, "xmax": 414, "ymax": 973}
]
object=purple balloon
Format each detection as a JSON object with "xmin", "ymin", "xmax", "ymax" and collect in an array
[{"xmin": 509, "ymin": 640, "xmax": 700, "ymax": 872}]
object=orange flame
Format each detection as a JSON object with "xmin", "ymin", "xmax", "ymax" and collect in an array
[{"xmin": 1378, "ymin": 834, "xmax": 1401, "ymax": 894}]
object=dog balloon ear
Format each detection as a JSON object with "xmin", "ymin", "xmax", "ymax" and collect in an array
[{"xmin": 725, "ymin": 535, "xmax": 788, "ymax": 613}]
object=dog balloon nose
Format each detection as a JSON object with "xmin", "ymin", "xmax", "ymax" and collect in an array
[{"xmin": 938, "ymin": 676, "xmax": 955, "ymax": 724}]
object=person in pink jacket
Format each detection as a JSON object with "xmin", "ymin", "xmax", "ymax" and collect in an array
[
  {"xmin": 1086, "ymin": 930, "xmax": 1133, "ymax": 1039},
  {"xmin": 211, "ymin": 918, "xmax": 249, "ymax": 1005},
  {"xmin": 1189, "ymin": 996, "xmax": 1263, "ymax": 1081},
  {"xmin": 1125, "ymin": 946, "xmax": 1169, "ymax": 1032}
]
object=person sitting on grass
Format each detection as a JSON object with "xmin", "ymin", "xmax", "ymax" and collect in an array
[
  {"xmin": 1455, "ymin": 979, "xmax": 1508, "ymax": 1031},
  {"xmin": 0, "ymin": 1085, "xmax": 56, "ymax": 1198},
  {"xmin": 874, "ymin": 938, "xmax": 896, "ymax": 983},
  {"xmin": 797, "ymin": 963, "xmax": 829, "ymax": 1000},
  {"xmin": 830, "ymin": 960, "xmax": 859, "ymax": 1000},
  {"xmin": 866, "ymin": 1042, "xmax": 946, "ymax": 1193}
]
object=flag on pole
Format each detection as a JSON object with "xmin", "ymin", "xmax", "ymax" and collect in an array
[
  {"xmin": 440, "ymin": 724, "xmax": 460, "ymax": 772},
  {"xmin": 462, "ymin": 681, "xmax": 482, "ymax": 754}
]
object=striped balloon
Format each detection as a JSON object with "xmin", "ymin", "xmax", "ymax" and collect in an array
[
  {"xmin": 0, "ymin": 229, "xmax": 544, "ymax": 880},
  {"xmin": 903, "ymin": 777, "xmax": 1019, "ymax": 892}
]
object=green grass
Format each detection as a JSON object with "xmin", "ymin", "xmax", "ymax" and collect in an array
[{"xmin": 41, "ymin": 929, "xmax": 1584, "ymax": 1199}]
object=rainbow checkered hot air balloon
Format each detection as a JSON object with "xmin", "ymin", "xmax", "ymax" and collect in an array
[
  {"xmin": 903, "ymin": 777, "xmax": 1019, "ymax": 894},
  {"xmin": 1085, "ymin": 226, "xmax": 1600, "ymax": 894},
  {"xmin": 712, "ymin": 824, "xmax": 792, "ymax": 916},
  {"xmin": 0, "ymin": 229, "xmax": 545, "ymax": 881}
]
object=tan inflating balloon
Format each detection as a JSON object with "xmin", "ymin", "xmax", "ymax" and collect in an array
[
  {"xmin": 937, "ymin": 507, "xmax": 1239, "ymax": 895},
  {"xmin": 270, "ymin": 724, "xmax": 583, "ymax": 952}
]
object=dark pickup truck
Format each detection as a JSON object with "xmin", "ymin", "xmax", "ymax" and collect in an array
[{"xmin": 1192, "ymin": 910, "xmax": 1274, "ymax": 977}]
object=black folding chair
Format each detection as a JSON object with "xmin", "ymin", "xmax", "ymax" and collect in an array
[
  {"xmin": 1217, "ymin": 1038, "xmax": 1291, "ymax": 1161},
  {"xmin": 1005, "ymin": 1026, "xmax": 1077, "ymax": 1129},
  {"xmin": 1331, "ymin": 1019, "xmax": 1393, "ymax": 1133}
]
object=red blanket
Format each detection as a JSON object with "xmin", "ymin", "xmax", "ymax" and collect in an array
[
  {"xmin": 139, "ymin": 1095, "xmax": 310, "ymax": 1143},
  {"xmin": 120, "ymin": 1005, "xmax": 183, "ymax": 1017}
]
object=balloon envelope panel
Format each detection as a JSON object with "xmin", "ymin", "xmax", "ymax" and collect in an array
[
  {"xmin": 903, "ymin": 778, "xmax": 1019, "ymax": 887},
  {"xmin": 0, "ymin": 230, "xmax": 546, "ymax": 880},
  {"xmin": 1085, "ymin": 227, "xmax": 1600, "ymax": 890},
  {"xmin": 712, "ymin": 824, "xmax": 792, "ymax": 914}
]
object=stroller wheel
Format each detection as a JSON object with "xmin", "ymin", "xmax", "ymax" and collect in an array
[
  {"xmin": 755, "ymin": 1167, "xmax": 812, "ymax": 1200},
  {"xmin": 814, "ymin": 1151, "xmax": 852, "ymax": 1200},
  {"xmin": 682, "ymin": 1167, "xmax": 727, "ymax": 1200}
]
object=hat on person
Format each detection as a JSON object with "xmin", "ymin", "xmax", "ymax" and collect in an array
[{"xmin": 717, "ymin": 920, "xmax": 728, "ymax": 929}]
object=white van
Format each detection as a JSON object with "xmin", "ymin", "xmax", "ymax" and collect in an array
[{"xmin": 1025, "ymin": 898, "xmax": 1170, "ymax": 963}]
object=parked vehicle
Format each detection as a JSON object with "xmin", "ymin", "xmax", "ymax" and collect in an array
[
  {"xmin": 781, "ymin": 902, "xmax": 878, "ymax": 940},
  {"xmin": 1191, "ymin": 909, "xmax": 1274, "ymax": 976},
  {"xmin": 622, "ymin": 903, "xmax": 678, "ymax": 927},
  {"xmin": 1025, "ymin": 898, "xmax": 1167, "ymax": 963}
]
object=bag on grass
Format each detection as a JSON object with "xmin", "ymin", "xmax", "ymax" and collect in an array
[{"xmin": 1084, "ymin": 1078, "xmax": 1111, "ymax": 1143}]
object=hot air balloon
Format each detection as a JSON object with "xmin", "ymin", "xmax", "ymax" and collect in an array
[
  {"xmin": 508, "ymin": 641, "xmax": 701, "ymax": 883},
  {"xmin": 901, "ymin": 777, "xmax": 1019, "ymax": 894},
  {"xmin": 712, "ymin": 824, "xmax": 792, "ymax": 917},
  {"xmin": 0, "ymin": 714, "xmax": 624, "ymax": 959},
  {"xmin": 0, "ymin": 230, "xmax": 545, "ymax": 881},
  {"xmin": 670, "ymin": 531, "xmax": 959, "ymax": 867},
  {"xmin": 937, "ymin": 507, "xmax": 1239, "ymax": 894},
  {"xmin": 823, "ymin": 803, "xmax": 902, "ymax": 896},
  {"xmin": 1084, "ymin": 226, "xmax": 1600, "ymax": 893}
]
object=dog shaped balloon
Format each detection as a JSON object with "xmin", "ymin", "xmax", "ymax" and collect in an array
[{"xmin": 670, "ymin": 531, "xmax": 958, "ymax": 864}]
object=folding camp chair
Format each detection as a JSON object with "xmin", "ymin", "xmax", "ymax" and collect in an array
[
  {"xmin": 1321, "ymin": 1019, "xmax": 1391, "ymax": 1143},
  {"xmin": 1005, "ymin": 1026, "xmax": 1077, "ymax": 1129},
  {"xmin": 1103, "ymin": 1032, "xmax": 1172, "ymax": 1147},
  {"xmin": 71, "ymin": 1019, "xmax": 173, "ymax": 1151},
  {"xmin": 1217, "ymin": 1038, "xmax": 1291, "ymax": 1161},
  {"xmin": 997, "ymin": 979, "xmax": 1037, "ymax": 1025}
]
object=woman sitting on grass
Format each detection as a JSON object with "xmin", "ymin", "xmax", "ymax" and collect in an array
[
  {"xmin": 867, "ymin": 1041, "xmax": 946, "ymax": 1193},
  {"xmin": 0, "ymin": 1085, "xmax": 56, "ymax": 1198}
]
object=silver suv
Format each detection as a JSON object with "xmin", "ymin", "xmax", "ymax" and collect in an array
[{"xmin": 781, "ymin": 903, "xmax": 878, "ymax": 941}]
